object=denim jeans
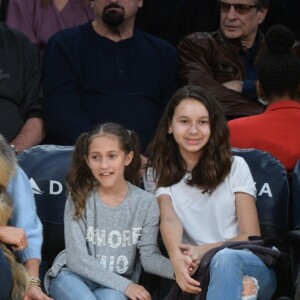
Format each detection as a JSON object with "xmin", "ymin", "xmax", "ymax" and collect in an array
[
  {"xmin": 206, "ymin": 248, "xmax": 277, "ymax": 300},
  {"xmin": 49, "ymin": 270, "xmax": 128, "ymax": 300}
]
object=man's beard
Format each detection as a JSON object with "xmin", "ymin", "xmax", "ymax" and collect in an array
[{"xmin": 102, "ymin": 4, "xmax": 125, "ymax": 27}]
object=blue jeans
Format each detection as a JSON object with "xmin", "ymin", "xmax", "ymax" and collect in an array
[
  {"xmin": 206, "ymin": 248, "xmax": 277, "ymax": 300},
  {"xmin": 49, "ymin": 270, "xmax": 128, "ymax": 300},
  {"xmin": 0, "ymin": 248, "xmax": 13, "ymax": 300}
]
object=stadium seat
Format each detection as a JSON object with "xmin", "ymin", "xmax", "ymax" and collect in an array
[
  {"xmin": 232, "ymin": 148, "xmax": 290, "ymax": 248},
  {"xmin": 286, "ymin": 159, "xmax": 300, "ymax": 273},
  {"xmin": 18, "ymin": 145, "xmax": 74, "ymax": 284},
  {"xmin": 232, "ymin": 148, "xmax": 292, "ymax": 298},
  {"xmin": 291, "ymin": 160, "xmax": 300, "ymax": 230},
  {"xmin": 18, "ymin": 145, "xmax": 293, "ymax": 298}
]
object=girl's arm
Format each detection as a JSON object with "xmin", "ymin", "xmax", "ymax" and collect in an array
[
  {"xmin": 235, "ymin": 192, "xmax": 261, "ymax": 239},
  {"xmin": 180, "ymin": 192, "xmax": 260, "ymax": 267},
  {"xmin": 158, "ymin": 194, "xmax": 201, "ymax": 294}
]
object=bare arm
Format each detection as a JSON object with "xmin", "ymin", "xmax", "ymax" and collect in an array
[
  {"xmin": 158, "ymin": 195, "xmax": 201, "ymax": 294},
  {"xmin": 10, "ymin": 118, "xmax": 45, "ymax": 153}
]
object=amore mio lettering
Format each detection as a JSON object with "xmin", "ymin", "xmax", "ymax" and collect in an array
[
  {"xmin": 86, "ymin": 227, "xmax": 142, "ymax": 274},
  {"xmin": 86, "ymin": 227, "xmax": 142, "ymax": 247}
]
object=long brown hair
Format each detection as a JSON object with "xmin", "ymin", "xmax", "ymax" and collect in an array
[
  {"xmin": 146, "ymin": 85, "xmax": 232, "ymax": 194},
  {"xmin": 66, "ymin": 123, "xmax": 141, "ymax": 218}
]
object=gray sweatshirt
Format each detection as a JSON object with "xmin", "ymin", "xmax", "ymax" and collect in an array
[{"xmin": 44, "ymin": 182, "xmax": 173, "ymax": 294}]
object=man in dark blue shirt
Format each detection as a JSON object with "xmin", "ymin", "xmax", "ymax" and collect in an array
[{"xmin": 43, "ymin": 0, "xmax": 179, "ymax": 152}]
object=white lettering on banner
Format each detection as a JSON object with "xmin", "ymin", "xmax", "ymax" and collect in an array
[
  {"xmin": 258, "ymin": 183, "xmax": 272, "ymax": 197},
  {"xmin": 29, "ymin": 178, "xmax": 43, "ymax": 195},
  {"xmin": 49, "ymin": 180, "xmax": 63, "ymax": 195}
]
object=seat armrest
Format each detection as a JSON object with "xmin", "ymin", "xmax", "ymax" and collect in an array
[{"xmin": 287, "ymin": 230, "xmax": 300, "ymax": 243}]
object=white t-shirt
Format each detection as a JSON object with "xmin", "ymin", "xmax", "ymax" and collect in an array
[{"xmin": 153, "ymin": 156, "xmax": 256, "ymax": 246}]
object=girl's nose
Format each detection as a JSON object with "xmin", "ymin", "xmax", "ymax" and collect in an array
[
  {"xmin": 188, "ymin": 123, "xmax": 198, "ymax": 134},
  {"xmin": 99, "ymin": 158, "xmax": 109, "ymax": 168}
]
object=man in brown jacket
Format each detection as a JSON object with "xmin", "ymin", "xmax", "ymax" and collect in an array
[{"xmin": 178, "ymin": 0, "xmax": 269, "ymax": 120}]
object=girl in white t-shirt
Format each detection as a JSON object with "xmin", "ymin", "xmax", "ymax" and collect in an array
[{"xmin": 145, "ymin": 85, "xmax": 277, "ymax": 300}]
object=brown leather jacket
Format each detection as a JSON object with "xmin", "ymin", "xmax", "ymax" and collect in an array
[{"xmin": 178, "ymin": 29, "xmax": 265, "ymax": 120}]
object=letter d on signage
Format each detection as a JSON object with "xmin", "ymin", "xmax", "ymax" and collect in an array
[{"xmin": 50, "ymin": 180, "xmax": 63, "ymax": 195}]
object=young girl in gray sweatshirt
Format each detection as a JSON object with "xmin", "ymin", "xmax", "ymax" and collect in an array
[{"xmin": 44, "ymin": 123, "xmax": 174, "ymax": 300}]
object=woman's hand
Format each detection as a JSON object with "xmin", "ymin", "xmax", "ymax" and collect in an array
[
  {"xmin": 0, "ymin": 226, "xmax": 28, "ymax": 251},
  {"xmin": 23, "ymin": 286, "xmax": 53, "ymax": 300},
  {"xmin": 179, "ymin": 243, "xmax": 211, "ymax": 268},
  {"xmin": 125, "ymin": 282, "xmax": 151, "ymax": 300}
]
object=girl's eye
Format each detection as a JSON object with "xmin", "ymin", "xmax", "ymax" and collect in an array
[
  {"xmin": 109, "ymin": 154, "xmax": 117, "ymax": 159},
  {"xmin": 180, "ymin": 119, "xmax": 188, "ymax": 124},
  {"xmin": 91, "ymin": 155, "xmax": 99, "ymax": 160}
]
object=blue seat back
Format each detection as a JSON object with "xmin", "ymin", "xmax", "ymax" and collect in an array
[
  {"xmin": 232, "ymin": 148, "xmax": 290, "ymax": 249},
  {"xmin": 18, "ymin": 145, "xmax": 74, "ymax": 267},
  {"xmin": 292, "ymin": 159, "xmax": 300, "ymax": 229}
]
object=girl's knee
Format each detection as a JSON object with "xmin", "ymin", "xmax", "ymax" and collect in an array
[
  {"xmin": 211, "ymin": 248, "xmax": 242, "ymax": 268},
  {"xmin": 94, "ymin": 288, "xmax": 126, "ymax": 300},
  {"xmin": 242, "ymin": 276, "xmax": 259, "ymax": 300}
]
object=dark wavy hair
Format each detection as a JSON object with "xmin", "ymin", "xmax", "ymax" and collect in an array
[
  {"xmin": 66, "ymin": 123, "xmax": 141, "ymax": 218},
  {"xmin": 146, "ymin": 85, "xmax": 232, "ymax": 194},
  {"xmin": 256, "ymin": 25, "xmax": 300, "ymax": 101}
]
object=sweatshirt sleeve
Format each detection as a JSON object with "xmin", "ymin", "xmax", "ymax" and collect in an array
[
  {"xmin": 138, "ymin": 197, "xmax": 174, "ymax": 279},
  {"xmin": 7, "ymin": 166, "xmax": 42, "ymax": 263},
  {"xmin": 64, "ymin": 197, "xmax": 133, "ymax": 294},
  {"xmin": 231, "ymin": 156, "xmax": 257, "ymax": 199}
]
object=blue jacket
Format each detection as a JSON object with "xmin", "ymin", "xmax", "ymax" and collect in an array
[{"xmin": 7, "ymin": 166, "xmax": 42, "ymax": 263}]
